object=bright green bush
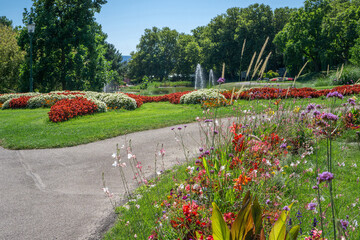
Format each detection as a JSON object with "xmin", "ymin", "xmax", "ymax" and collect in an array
[{"xmin": 180, "ymin": 89, "xmax": 226, "ymax": 104}]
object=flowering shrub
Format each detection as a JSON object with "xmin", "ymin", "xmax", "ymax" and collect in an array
[
  {"xmin": 180, "ymin": 89, "xmax": 226, "ymax": 104},
  {"xmin": 8, "ymin": 96, "xmax": 33, "ymax": 109},
  {"xmin": 103, "ymin": 93, "xmax": 137, "ymax": 110},
  {"xmin": 27, "ymin": 93, "xmax": 83, "ymax": 108},
  {"xmin": 0, "ymin": 92, "xmax": 38, "ymax": 104},
  {"xmin": 48, "ymin": 97, "xmax": 99, "ymax": 122}
]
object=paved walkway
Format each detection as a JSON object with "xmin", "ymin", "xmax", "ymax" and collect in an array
[{"xmin": 0, "ymin": 120, "xmax": 220, "ymax": 240}]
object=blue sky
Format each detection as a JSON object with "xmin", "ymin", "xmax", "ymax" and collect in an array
[{"xmin": 1, "ymin": 0, "xmax": 304, "ymax": 55}]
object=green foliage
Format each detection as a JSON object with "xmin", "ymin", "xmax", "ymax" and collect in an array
[
  {"xmin": 128, "ymin": 27, "xmax": 179, "ymax": 82},
  {"xmin": 211, "ymin": 192, "xmax": 299, "ymax": 240},
  {"xmin": 18, "ymin": 0, "xmax": 109, "ymax": 92},
  {"xmin": 274, "ymin": 0, "xmax": 360, "ymax": 75},
  {"xmin": 264, "ymin": 70, "xmax": 280, "ymax": 79},
  {"xmin": 0, "ymin": 24, "xmax": 25, "ymax": 93}
]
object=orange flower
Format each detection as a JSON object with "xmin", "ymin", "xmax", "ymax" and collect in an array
[{"xmin": 233, "ymin": 174, "xmax": 251, "ymax": 191}]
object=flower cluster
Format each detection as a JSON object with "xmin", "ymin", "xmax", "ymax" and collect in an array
[
  {"xmin": 221, "ymin": 84, "xmax": 360, "ymax": 100},
  {"xmin": 180, "ymin": 89, "xmax": 226, "ymax": 104},
  {"xmin": 48, "ymin": 97, "xmax": 99, "ymax": 122},
  {"xmin": 6, "ymin": 96, "xmax": 33, "ymax": 109}
]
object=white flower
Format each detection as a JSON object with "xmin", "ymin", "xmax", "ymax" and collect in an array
[
  {"xmin": 128, "ymin": 153, "xmax": 133, "ymax": 159},
  {"xmin": 220, "ymin": 166, "xmax": 225, "ymax": 171},
  {"xmin": 112, "ymin": 161, "xmax": 118, "ymax": 167},
  {"xmin": 353, "ymin": 219, "xmax": 358, "ymax": 228},
  {"xmin": 112, "ymin": 153, "xmax": 117, "ymax": 159},
  {"xmin": 154, "ymin": 204, "xmax": 159, "ymax": 208},
  {"xmin": 320, "ymin": 196, "xmax": 325, "ymax": 202},
  {"xmin": 179, "ymin": 184, "xmax": 184, "ymax": 189},
  {"xmin": 135, "ymin": 204, "xmax": 140, "ymax": 209},
  {"xmin": 102, "ymin": 187, "xmax": 109, "ymax": 193}
]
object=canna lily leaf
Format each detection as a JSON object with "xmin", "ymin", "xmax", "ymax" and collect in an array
[
  {"xmin": 286, "ymin": 225, "xmax": 300, "ymax": 240},
  {"xmin": 230, "ymin": 191, "xmax": 253, "ymax": 240},
  {"xmin": 211, "ymin": 202, "xmax": 230, "ymax": 240},
  {"xmin": 269, "ymin": 202, "xmax": 294, "ymax": 240}
]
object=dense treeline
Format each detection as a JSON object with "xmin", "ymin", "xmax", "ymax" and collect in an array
[
  {"xmin": 129, "ymin": 0, "xmax": 360, "ymax": 82},
  {"xmin": 1, "ymin": 0, "xmax": 126, "ymax": 93}
]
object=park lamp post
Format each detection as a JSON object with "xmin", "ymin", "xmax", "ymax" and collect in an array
[{"xmin": 27, "ymin": 18, "xmax": 35, "ymax": 92}]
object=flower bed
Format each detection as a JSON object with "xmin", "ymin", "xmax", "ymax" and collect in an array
[
  {"xmin": 9, "ymin": 96, "xmax": 33, "ymax": 109},
  {"xmin": 180, "ymin": 89, "xmax": 226, "ymax": 104},
  {"xmin": 48, "ymin": 97, "xmax": 99, "ymax": 122},
  {"xmin": 221, "ymin": 84, "xmax": 360, "ymax": 100}
]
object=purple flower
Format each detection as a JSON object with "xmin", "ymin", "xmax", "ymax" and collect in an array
[
  {"xmin": 210, "ymin": 170, "xmax": 215, "ymax": 174},
  {"xmin": 312, "ymin": 217, "xmax": 318, "ymax": 227},
  {"xmin": 171, "ymin": 128, "xmax": 175, "ymax": 130},
  {"xmin": 204, "ymin": 150, "xmax": 210, "ymax": 155},
  {"xmin": 195, "ymin": 159, "xmax": 201, "ymax": 164},
  {"xmin": 313, "ymin": 110, "xmax": 321, "ymax": 116},
  {"xmin": 199, "ymin": 147, "xmax": 203, "ymax": 152},
  {"xmin": 228, "ymin": 153, "xmax": 234, "ymax": 158},
  {"xmin": 348, "ymin": 98, "xmax": 356, "ymax": 106},
  {"xmin": 283, "ymin": 206, "xmax": 290, "ymax": 211},
  {"xmin": 178, "ymin": 127, "xmax": 182, "ymax": 130},
  {"xmin": 318, "ymin": 171, "xmax": 334, "ymax": 183},
  {"xmin": 217, "ymin": 78, "xmax": 225, "ymax": 84},
  {"xmin": 266, "ymin": 199, "xmax": 271, "ymax": 205},
  {"xmin": 214, "ymin": 130, "xmax": 219, "ymax": 134},
  {"xmin": 307, "ymin": 202, "xmax": 317, "ymax": 210},
  {"xmin": 340, "ymin": 219, "xmax": 349, "ymax": 230},
  {"xmin": 204, "ymin": 119, "xmax": 213, "ymax": 123},
  {"xmin": 326, "ymin": 91, "xmax": 344, "ymax": 99},
  {"xmin": 306, "ymin": 103, "xmax": 316, "ymax": 111},
  {"xmin": 280, "ymin": 143, "xmax": 287, "ymax": 149},
  {"xmin": 316, "ymin": 104, "xmax": 322, "ymax": 109},
  {"xmin": 312, "ymin": 185, "xmax": 319, "ymax": 189},
  {"xmin": 321, "ymin": 112, "xmax": 338, "ymax": 121},
  {"xmin": 210, "ymin": 147, "xmax": 214, "ymax": 150}
]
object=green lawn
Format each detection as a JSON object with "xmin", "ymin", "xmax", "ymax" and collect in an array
[
  {"xmin": 0, "ymin": 95, "xmax": 353, "ymax": 149},
  {"xmin": 0, "ymin": 102, "xmax": 235, "ymax": 149}
]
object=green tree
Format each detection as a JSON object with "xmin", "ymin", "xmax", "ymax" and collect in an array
[
  {"xmin": 104, "ymin": 42, "xmax": 125, "ymax": 84},
  {"xmin": 18, "ymin": 0, "xmax": 108, "ymax": 92},
  {"xmin": 128, "ymin": 27, "xmax": 179, "ymax": 82},
  {"xmin": 0, "ymin": 23, "xmax": 25, "ymax": 92}
]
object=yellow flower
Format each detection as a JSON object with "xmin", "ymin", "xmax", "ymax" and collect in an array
[
  {"xmin": 293, "ymin": 106, "xmax": 300, "ymax": 113},
  {"xmin": 271, "ymin": 171, "xmax": 275, "ymax": 175},
  {"xmin": 282, "ymin": 172, "xmax": 286, "ymax": 175},
  {"xmin": 287, "ymin": 146, "xmax": 292, "ymax": 150}
]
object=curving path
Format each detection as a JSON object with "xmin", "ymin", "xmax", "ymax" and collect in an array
[{"xmin": 0, "ymin": 119, "xmax": 222, "ymax": 240}]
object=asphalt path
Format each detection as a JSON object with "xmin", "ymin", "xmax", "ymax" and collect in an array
[{"xmin": 0, "ymin": 119, "xmax": 226, "ymax": 240}]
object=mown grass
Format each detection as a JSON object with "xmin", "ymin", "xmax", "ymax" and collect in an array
[
  {"xmin": 0, "ymin": 102, "xmax": 237, "ymax": 149},
  {"xmin": 0, "ymin": 95, "xmax": 355, "ymax": 149}
]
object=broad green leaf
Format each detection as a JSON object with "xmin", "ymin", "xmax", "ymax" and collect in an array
[
  {"xmin": 211, "ymin": 202, "xmax": 230, "ymax": 240},
  {"xmin": 231, "ymin": 191, "xmax": 253, "ymax": 240},
  {"xmin": 203, "ymin": 157, "xmax": 209, "ymax": 176},
  {"xmin": 269, "ymin": 202, "xmax": 294, "ymax": 240},
  {"xmin": 252, "ymin": 197, "xmax": 263, "ymax": 235},
  {"xmin": 286, "ymin": 225, "xmax": 300, "ymax": 240}
]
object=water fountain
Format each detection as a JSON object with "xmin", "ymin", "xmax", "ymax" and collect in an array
[
  {"xmin": 209, "ymin": 69, "xmax": 216, "ymax": 87},
  {"xmin": 195, "ymin": 64, "xmax": 205, "ymax": 89}
]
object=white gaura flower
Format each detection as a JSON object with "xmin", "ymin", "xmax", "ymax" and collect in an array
[
  {"xmin": 112, "ymin": 161, "xmax": 118, "ymax": 167},
  {"xmin": 112, "ymin": 153, "xmax": 117, "ymax": 159},
  {"xmin": 128, "ymin": 153, "xmax": 133, "ymax": 159}
]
